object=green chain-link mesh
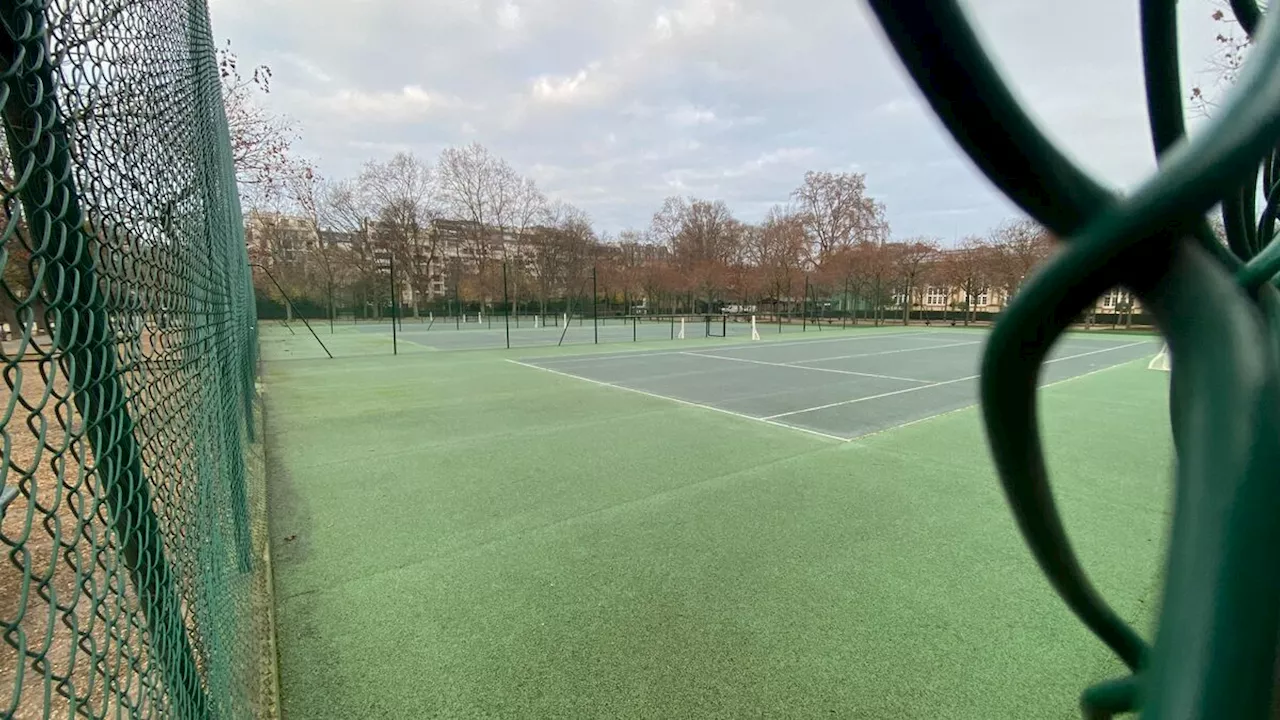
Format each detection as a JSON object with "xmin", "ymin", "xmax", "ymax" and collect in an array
[
  {"xmin": 868, "ymin": 1, "xmax": 1280, "ymax": 718},
  {"xmin": 1, "ymin": 0, "xmax": 266, "ymax": 718}
]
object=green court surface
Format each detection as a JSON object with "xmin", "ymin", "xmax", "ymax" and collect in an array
[{"xmin": 262, "ymin": 325, "xmax": 1172, "ymax": 719}]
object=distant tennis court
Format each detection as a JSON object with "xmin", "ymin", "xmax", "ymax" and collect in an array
[{"xmin": 512, "ymin": 330, "xmax": 1159, "ymax": 441}]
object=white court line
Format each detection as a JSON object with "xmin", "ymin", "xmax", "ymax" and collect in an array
[
  {"xmin": 504, "ymin": 359, "xmax": 849, "ymax": 443},
  {"xmin": 790, "ymin": 340, "xmax": 982, "ymax": 365},
  {"xmin": 763, "ymin": 340, "xmax": 1150, "ymax": 420},
  {"xmin": 843, "ymin": 355, "xmax": 1153, "ymax": 443},
  {"xmin": 529, "ymin": 330, "xmax": 948, "ymax": 365},
  {"xmin": 680, "ymin": 351, "xmax": 932, "ymax": 385}
]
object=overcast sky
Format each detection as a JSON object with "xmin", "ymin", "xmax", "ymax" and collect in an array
[{"xmin": 207, "ymin": 0, "xmax": 1230, "ymax": 243}]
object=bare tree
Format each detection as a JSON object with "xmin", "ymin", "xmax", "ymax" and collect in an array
[
  {"xmin": 791, "ymin": 171, "xmax": 889, "ymax": 266},
  {"xmin": 652, "ymin": 197, "xmax": 743, "ymax": 312},
  {"xmin": 507, "ymin": 176, "xmax": 547, "ymax": 314},
  {"xmin": 360, "ymin": 153, "xmax": 437, "ymax": 316},
  {"xmin": 528, "ymin": 201, "xmax": 597, "ymax": 315},
  {"xmin": 890, "ymin": 238, "xmax": 940, "ymax": 325},
  {"xmin": 324, "ymin": 179, "xmax": 382, "ymax": 318},
  {"xmin": 436, "ymin": 143, "xmax": 522, "ymax": 306},
  {"xmin": 989, "ymin": 218, "xmax": 1054, "ymax": 306},
  {"xmin": 218, "ymin": 42, "xmax": 298, "ymax": 200},
  {"xmin": 939, "ymin": 236, "xmax": 996, "ymax": 325},
  {"xmin": 744, "ymin": 206, "xmax": 807, "ymax": 318}
]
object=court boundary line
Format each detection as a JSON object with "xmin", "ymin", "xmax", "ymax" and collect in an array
[
  {"xmin": 509, "ymin": 344, "xmax": 1158, "ymax": 445},
  {"xmin": 525, "ymin": 330, "xmax": 951, "ymax": 365},
  {"xmin": 843, "ymin": 354, "xmax": 1155, "ymax": 443},
  {"xmin": 791, "ymin": 340, "xmax": 981, "ymax": 365},
  {"xmin": 504, "ymin": 359, "xmax": 849, "ymax": 443},
  {"xmin": 680, "ymin": 351, "xmax": 932, "ymax": 384},
  {"xmin": 763, "ymin": 340, "xmax": 1150, "ymax": 420}
]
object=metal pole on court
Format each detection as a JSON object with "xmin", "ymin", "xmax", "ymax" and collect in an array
[
  {"xmin": 455, "ymin": 281, "xmax": 461, "ymax": 330},
  {"xmin": 803, "ymin": 276, "xmax": 809, "ymax": 332},
  {"xmin": 503, "ymin": 262, "xmax": 511, "ymax": 350},
  {"xmin": 843, "ymin": 277, "xmax": 849, "ymax": 328},
  {"xmin": 592, "ymin": 265, "xmax": 598, "ymax": 345},
  {"xmin": 633, "ymin": 315, "xmax": 637, "ymax": 342},
  {"xmin": 390, "ymin": 252, "xmax": 398, "ymax": 355}
]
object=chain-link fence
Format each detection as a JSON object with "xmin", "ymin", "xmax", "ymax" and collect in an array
[
  {"xmin": 868, "ymin": 1, "xmax": 1280, "ymax": 717},
  {"xmin": 1, "ymin": 0, "xmax": 267, "ymax": 718}
]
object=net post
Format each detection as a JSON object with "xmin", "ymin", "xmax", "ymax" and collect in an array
[
  {"xmin": 679, "ymin": 317, "xmax": 686, "ymax": 339},
  {"xmin": 751, "ymin": 315, "xmax": 760, "ymax": 340},
  {"xmin": 592, "ymin": 265, "xmax": 598, "ymax": 344},
  {"xmin": 503, "ymin": 261, "xmax": 511, "ymax": 349},
  {"xmin": 633, "ymin": 315, "xmax": 637, "ymax": 342}
]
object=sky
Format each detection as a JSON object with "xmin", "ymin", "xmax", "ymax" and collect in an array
[{"xmin": 207, "ymin": 0, "xmax": 1232, "ymax": 243}]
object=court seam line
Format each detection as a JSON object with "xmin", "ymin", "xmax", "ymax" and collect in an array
[
  {"xmin": 763, "ymin": 340, "xmax": 1150, "ymax": 420},
  {"xmin": 679, "ymin": 351, "xmax": 933, "ymax": 385},
  {"xmin": 504, "ymin": 359, "xmax": 849, "ymax": 443}
]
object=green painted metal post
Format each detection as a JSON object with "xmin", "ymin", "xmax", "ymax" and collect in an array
[
  {"xmin": 1, "ymin": 7, "xmax": 210, "ymax": 717},
  {"xmin": 503, "ymin": 262, "xmax": 511, "ymax": 350},
  {"xmin": 802, "ymin": 277, "xmax": 809, "ymax": 332},
  {"xmin": 390, "ymin": 252, "xmax": 398, "ymax": 355}
]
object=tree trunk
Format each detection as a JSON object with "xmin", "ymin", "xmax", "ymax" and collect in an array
[{"xmin": 0, "ymin": 296, "xmax": 19, "ymax": 340}]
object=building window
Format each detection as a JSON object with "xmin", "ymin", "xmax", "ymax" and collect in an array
[
  {"xmin": 925, "ymin": 287, "xmax": 948, "ymax": 306},
  {"xmin": 974, "ymin": 288, "xmax": 988, "ymax": 306},
  {"xmin": 1101, "ymin": 288, "xmax": 1129, "ymax": 309}
]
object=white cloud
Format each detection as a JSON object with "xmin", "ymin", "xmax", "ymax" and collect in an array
[
  {"xmin": 317, "ymin": 85, "xmax": 456, "ymax": 123},
  {"xmin": 209, "ymin": 0, "xmax": 1227, "ymax": 239},
  {"xmin": 495, "ymin": 1, "xmax": 521, "ymax": 30},
  {"xmin": 666, "ymin": 105, "xmax": 717, "ymax": 127},
  {"xmin": 874, "ymin": 97, "xmax": 917, "ymax": 116},
  {"xmin": 652, "ymin": 0, "xmax": 738, "ymax": 40},
  {"xmin": 726, "ymin": 146, "xmax": 815, "ymax": 177},
  {"xmin": 530, "ymin": 63, "xmax": 606, "ymax": 104},
  {"xmin": 277, "ymin": 53, "xmax": 333, "ymax": 84}
]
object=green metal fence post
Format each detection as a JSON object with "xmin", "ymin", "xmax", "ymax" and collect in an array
[
  {"xmin": 390, "ymin": 252, "xmax": 398, "ymax": 355},
  {"xmin": 503, "ymin": 262, "xmax": 511, "ymax": 350},
  {"xmin": 802, "ymin": 277, "xmax": 809, "ymax": 332}
]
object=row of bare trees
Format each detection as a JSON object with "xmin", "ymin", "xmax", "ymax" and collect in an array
[{"xmin": 250, "ymin": 146, "xmax": 1059, "ymax": 326}]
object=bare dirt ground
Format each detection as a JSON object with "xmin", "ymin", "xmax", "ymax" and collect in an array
[{"xmin": 1, "ymin": 329, "xmax": 276, "ymax": 718}]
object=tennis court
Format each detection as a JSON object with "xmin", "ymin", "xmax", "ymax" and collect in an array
[
  {"xmin": 512, "ymin": 330, "xmax": 1160, "ymax": 441},
  {"xmin": 263, "ymin": 324, "xmax": 1173, "ymax": 719}
]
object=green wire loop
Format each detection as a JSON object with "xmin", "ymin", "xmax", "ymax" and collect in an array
[{"xmin": 867, "ymin": 1, "xmax": 1280, "ymax": 716}]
